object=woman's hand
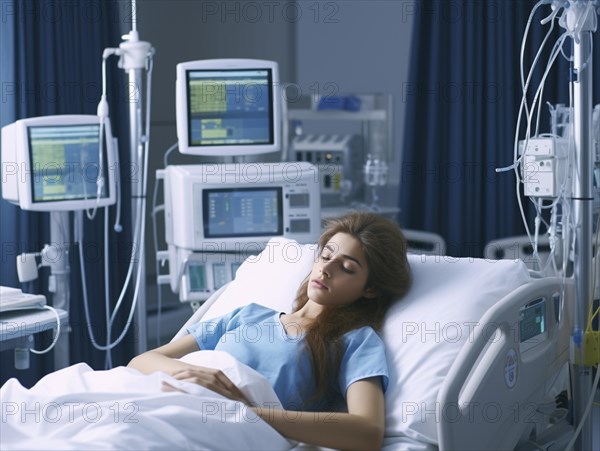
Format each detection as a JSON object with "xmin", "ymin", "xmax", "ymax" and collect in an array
[
  {"xmin": 128, "ymin": 335, "xmax": 249, "ymax": 403},
  {"xmin": 162, "ymin": 366, "xmax": 250, "ymax": 404}
]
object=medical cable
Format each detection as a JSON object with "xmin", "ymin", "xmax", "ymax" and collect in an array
[
  {"xmin": 76, "ymin": 48, "xmax": 153, "ymax": 361},
  {"xmin": 528, "ymin": 2, "xmax": 561, "ymax": 129},
  {"xmin": 527, "ymin": 32, "xmax": 570, "ymax": 196},
  {"xmin": 523, "ymin": 30, "xmax": 569, "ymax": 150},
  {"xmin": 512, "ymin": 31, "xmax": 570, "ymax": 268},
  {"xmin": 532, "ymin": 14, "xmax": 561, "ymax": 136},
  {"xmin": 103, "ymin": 52, "xmax": 124, "ymax": 236},
  {"xmin": 503, "ymin": 21, "xmax": 566, "ymax": 180},
  {"xmin": 84, "ymin": 115, "xmax": 104, "ymax": 220},
  {"xmin": 77, "ymin": 143, "xmax": 144, "ymax": 353},
  {"xmin": 104, "ymin": 205, "xmax": 113, "ymax": 369},
  {"xmin": 540, "ymin": 0, "xmax": 563, "ymax": 26},
  {"xmin": 108, "ymin": 49, "xmax": 154, "ymax": 328},
  {"xmin": 85, "ymin": 53, "xmax": 116, "ymax": 221},
  {"xmin": 520, "ymin": 0, "xmax": 555, "ymax": 130},
  {"xmin": 106, "ymin": 49, "xmax": 154, "ymax": 356},
  {"xmin": 496, "ymin": 3, "xmax": 561, "ymax": 175},
  {"xmin": 162, "ymin": 142, "xmax": 178, "ymax": 167},
  {"xmin": 527, "ymin": 143, "xmax": 572, "ymax": 276},
  {"xmin": 112, "ymin": 132, "xmax": 123, "ymax": 233},
  {"xmin": 517, "ymin": 22, "xmax": 569, "ymax": 155},
  {"xmin": 76, "ymin": 211, "xmax": 129, "ymax": 351},
  {"xmin": 520, "ymin": 3, "xmax": 562, "ymax": 151},
  {"xmin": 505, "ymin": 2, "xmax": 576, "ymax": 283},
  {"xmin": 548, "ymin": 205, "xmax": 560, "ymax": 275},
  {"xmin": 533, "ymin": 201, "xmax": 543, "ymax": 270},
  {"xmin": 26, "ymin": 305, "xmax": 61, "ymax": 355}
]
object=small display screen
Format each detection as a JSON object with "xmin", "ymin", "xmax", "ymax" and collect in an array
[
  {"xmin": 289, "ymin": 218, "xmax": 311, "ymax": 233},
  {"xmin": 188, "ymin": 263, "xmax": 207, "ymax": 292},
  {"xmin": 289, "ymin": 193, "xmax": 310, "ymax": 208},
  {"xmin": 28, "ymin": 124, "xmax": 109, "ymax": 203},
  {"xmin": 519, "ymin": 298, "xmax": 546, "ymax": 343},
  {"xmin": 203, "ymin": 187, "xmax": 283, "ymax": 238},
  {"xmin": 213, "ymin": 263, "xmax": 229, "ymax": 290},
  {"xmin": 186, "ymin": 69, "xmax": 274, "ymax": 148}
]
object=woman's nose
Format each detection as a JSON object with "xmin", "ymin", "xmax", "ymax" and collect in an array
[{"xmin": 320, "ymin": 264, "xmax": 331, "ymax": 278}]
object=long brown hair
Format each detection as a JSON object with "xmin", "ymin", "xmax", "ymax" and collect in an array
[{"xmin": 294, "ymin": 212, "xmax": 412, "ymax": 406}]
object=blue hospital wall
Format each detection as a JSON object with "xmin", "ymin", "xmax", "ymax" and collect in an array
[{"xmin": 296, "ymin": 1, "xmax": 415, "ymax": 206}]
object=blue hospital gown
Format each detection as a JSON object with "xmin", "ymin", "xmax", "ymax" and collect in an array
[{"xmin": 187, "ymin": 303, "xmax": 389, "ymax": 411}]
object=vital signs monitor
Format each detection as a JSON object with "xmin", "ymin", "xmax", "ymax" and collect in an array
[
  {"xmin": 1, "ymin": 115, "xmax": 116, "ymax": 211},
  {"xmin": 175, "ymin": 59, "xmax": 281, "ymax": 156},
  {"xmin": 159, "ymin": 162, "xmax": 321, "ymax": 301}
]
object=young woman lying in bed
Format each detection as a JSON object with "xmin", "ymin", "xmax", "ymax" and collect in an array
[{"xmin": 129, "ymin": 212, "xmax": 412, "ymax": 450}]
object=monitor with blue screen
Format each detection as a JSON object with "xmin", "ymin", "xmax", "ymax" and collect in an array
[
  {"xmin": 176, "ymin": 59, "xmax": 281, "ymax": 156},
  {"xmin": 203, "ymin": 187, "xmax": 283, "ymax": 238},
  {"xmin": 1, "ymin": 115, "xmax": 116, "ymax": 211}
]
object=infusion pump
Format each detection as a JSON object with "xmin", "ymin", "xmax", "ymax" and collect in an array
[{"xmin": 157, "ymin": 162, "xmax": 321, "ymax": 302}]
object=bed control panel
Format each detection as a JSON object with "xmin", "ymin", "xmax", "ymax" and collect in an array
[{"xmin": 519, "ymin": 297, "xmax": 547, "ymax": 352}]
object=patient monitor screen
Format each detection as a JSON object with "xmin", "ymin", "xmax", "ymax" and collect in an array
[
  {"xmin": 203, "ymin": 188, "xmax": 283, "ymax": 238},
  {"xmin": 28, "ymin": 124, "xmax": 108, "ymax": 203},
  {"xmin": 186, "ymin": 69, "xmax": 274, "ymax": 147}
]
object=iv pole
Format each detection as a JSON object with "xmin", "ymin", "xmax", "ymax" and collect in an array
[
  {"xmin": 116, "ymin": 0, "xmax": 153, "ymax": 355},
  {"xmin": 562, "ymin": 1, "xmax": 597, "ymax": 449}
]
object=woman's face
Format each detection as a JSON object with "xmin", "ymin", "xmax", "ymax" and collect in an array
[{"xmin": 307, "ymin": 232, "xmax": 372, "ymax": 307}]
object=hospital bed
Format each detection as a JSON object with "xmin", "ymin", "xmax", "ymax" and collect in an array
[
  {"xmin": 1, "ymin": 237, "xmax": 573, "ymax": 450},
  {"xmin": 173, "ymin": 237, "xmax": 574, "ymax": 450},
  {"xmin": 484, "ymin": 235, "xmax": 554, "ymax": 272},
  {"xmin": 403, "ymin": 229, "xmax": 447, "ymax": 256}
]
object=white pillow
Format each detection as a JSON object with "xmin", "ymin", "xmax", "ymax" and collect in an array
[{"xmin": 198, "ymin": 238, "xmax": 531, "ymax": 445}]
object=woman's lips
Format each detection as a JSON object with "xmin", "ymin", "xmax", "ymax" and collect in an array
[{"xmin": 311, "ymin": 279, "xmax": 328, "ymax": 290}]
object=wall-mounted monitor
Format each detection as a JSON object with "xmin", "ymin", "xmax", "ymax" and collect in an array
[
  {"xmin": 176, "ymin": 59, "xmax": 281, "ymax": 156},
  {"xmin": 1, "ymin": 115, "xmax": 116, "ymax": 211}
]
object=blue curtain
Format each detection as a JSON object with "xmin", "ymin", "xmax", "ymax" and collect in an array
[
  {"xmin": 400, "ymin": 0, "xmax": 600, "ymax": 257},
  {"xmin": 1, "ymin": 0, "xmax": 133, "ymax": 386}
]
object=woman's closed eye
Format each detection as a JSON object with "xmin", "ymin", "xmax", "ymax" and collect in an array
[
  {"xmin": 341, "ymin": 265, "xmax": 355, "ymax": 274},
  {"xmin": 320, "ymin": 253, "xmax": 332, "ymax": 262},
  {"xmin": 321, "ymin": 253, "xmax": 355, "ymax": 274}
]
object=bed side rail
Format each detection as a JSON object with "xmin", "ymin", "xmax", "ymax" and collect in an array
[{"xmin": 436, "ymin": 276, "xmax": 573, "ymax": 450}]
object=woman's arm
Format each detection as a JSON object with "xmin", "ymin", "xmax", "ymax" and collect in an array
[
  {"xmin": 127, "ymin": 334, "xmax": 200, "ymax": 375},
  {"xmin": 127, "ymin": 334, "xmax": 248, "ymax": 402},
  {"xmin": 252, "ymin": 377, "xmax": 385, "ymax": 451}
]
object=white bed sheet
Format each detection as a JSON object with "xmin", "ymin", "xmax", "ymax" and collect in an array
[{"xmin": 0, "ymin": 351, "xmax": 293, "ymax": 450}]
